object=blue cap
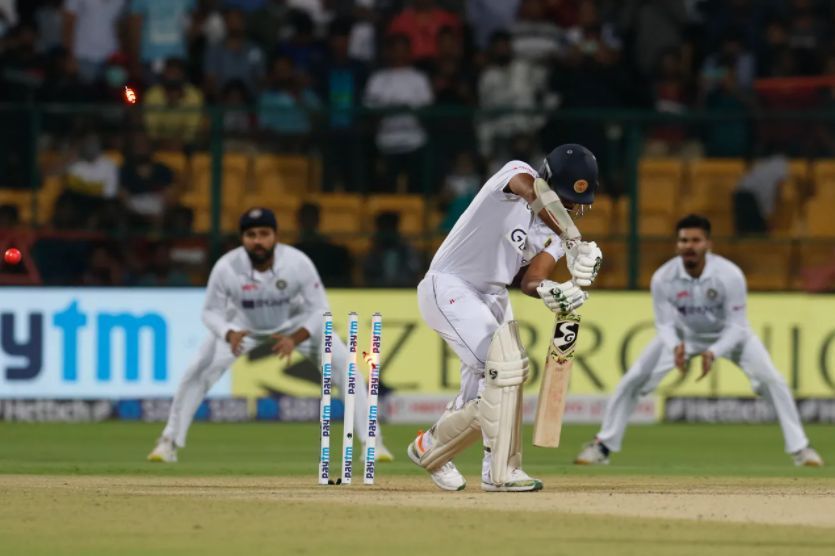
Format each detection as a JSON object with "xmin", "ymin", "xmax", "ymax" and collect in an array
[
  {"xmin": 540, "ymin": 143, "xmax": 598, "ymax": 205},
  {"xmin": 239, "ymin": 207, "xmax": 277, "ymax": 233}
]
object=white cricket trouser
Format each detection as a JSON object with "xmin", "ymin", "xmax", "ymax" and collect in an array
[
  {"xmin": 417, "ymin": 272, "xmax": 513, "ymax": 409},
  {"xmin": 597, "ymin": 335, "xmax": 809, "ymax": 453},
  {"xmin": 162, "ymin": 332, "xmax": 376, "ymax": 448}
]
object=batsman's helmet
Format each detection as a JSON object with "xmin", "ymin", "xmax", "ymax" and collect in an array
[{"xmin": 539, "ymin": 143, "xmax": 598, "ymax": 205}]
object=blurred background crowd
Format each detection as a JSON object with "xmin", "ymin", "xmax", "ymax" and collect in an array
[{"xmin": 1, "ymin": 0, "xmax": 835, "ymax": 291}]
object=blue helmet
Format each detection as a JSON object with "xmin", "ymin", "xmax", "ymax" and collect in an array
[{"xmin": 539, "ymin": 144, "xmax": 598, "ymax": 205}]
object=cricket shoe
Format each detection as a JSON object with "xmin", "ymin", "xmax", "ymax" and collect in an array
[
  {"xmin": 147, "ymin": 437, "xmax": 177, "ymax": 463},
  {"xmin": 792, "ymin": 446, "xmax": 824, "ymax": 467},
  {"xmin": 574, "ymin": 440, "xmax": 610, "ymax": 465},
  {"xmin": 407, "ymin": 432, "xmax": 466, "ymax": 491},
  {"xmin": 481, "ymin": 468, "xmax": 543, "ymax": 492}
]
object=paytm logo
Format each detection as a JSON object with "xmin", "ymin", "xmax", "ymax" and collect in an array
[{"xmin": 1, "ymin": 300, "xmax": 168, "ymax": 383}]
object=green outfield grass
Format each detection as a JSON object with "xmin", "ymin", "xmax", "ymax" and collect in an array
[
  {"xmin": 1, "ymin": 423, "xmax": 834, "ymax": 556},
  {"xmin": 0, "ymin": 422, "xmax": 832, "ymax": 477}
]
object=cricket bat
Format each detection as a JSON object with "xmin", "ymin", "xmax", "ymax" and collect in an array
[{"xmin": 532, "ymin": 311, "xmax": 581, "ymax": 448}]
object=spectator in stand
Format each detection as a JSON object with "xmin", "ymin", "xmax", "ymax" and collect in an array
[
  {"xmin": 37, "ymin": 47, "xmax": 97, "ymax": 105},
  {"xmin": 701, "ymin": 33, "xmax": 755, "ymax": 95},
  {"xmin": 59, "ymin": 133, "xmax": 119, "ymax": 227},
  {"xmin": 0, "ymin": 204, "xmax": 20, "ymax": 230},
  {"xmin": 35, "ymin": 0, "xmax": 64, "ymax": 53},
  {"xmin": 81, "ymin": 243, "xmax": 125, "ymax": 285},
  {"xmin": 465, "ymin": 0, "xmax": 520, "ymax": 50},
  {"xmin": 203, "ymin": 7, "xmax": 265, "ymax": 98},
  {"xmin": 787, "ymin": 0, "xmax": 825, "ymax": 75},
  {"xmin": 363, "ymin": 211, "xmax": 421, "ymax": 287},
  {"xmin": 144, "ymin": 57, "xmax": 205, "ymax": 149},
  {"xmin": 0, "ymin": 0, "xmax": 17, "ymax": 39},
  {"xmin": 246, "ymin": 0, "xmax": 290, "ymax": 51},
  {"xmin": 62, "ymin": 0, "xmax": 127, "ymax": 83},
  {"xmin": 257, "ymin": 54, "xmax": 321, "ymax": 147},
  {"xmin": 294, "ymin": 202, "xmax": 353, "ymax": 286},
  {"xmin": 702, "ymin": 64, "xmax": 754, "ymax": 158},
  {"xmin": 129, "ymin": 0, "xmax": 197, "ymax": 78},
  {"xmin": 363, "ymin": 34, "xmax": 433, "ymax": 192},
  {"xmin": 645, "ymin": 47, "xmax": 695, "ymax": 156},
  {"xmin": 733, "ymin": 154, "xmax": 789, "ymax": 235},
  {"xmin": 619, "ymin": 0, "xmax": 688, "ymax": 79},
  {"xmin": 135, "ymin": 241, "xmax": 191, "ymax": 286},
  {"xmin": 1, "ymin": 22, "xmax": 46, "ymax": 101},
  {"xmin": 438, "ymin": 151, "xmax": 481, "ymax": 232},
  {"xmin": 220, "ymin": 79, "xmax": 255, "ymax": 148},
  {"xmin": 277, "ymin": 9, "xmax": 325, "ymax": 75},
  {"xmin": 387, "ymin": 0, "xmax": 461, "ymax": 67},
  {"xmin": 119, "ymin": 133, "xmax": 178, "ymax": 232},
  {"xmin": 756, "ymin": 19, "xmax": 789, "ymax": 77},
  {"xmin": 509, "ymin": 0, "xmax": 564, "ymax": 67},
  {"xmin": 314, "ymin": 18, "xmax": 368, "ymax": 191},
  {"xmin": 477, "ymin": 30, "xmax": 547, "ymax": 164},
  {"xmin": 429, "ymin": 26, "xmax": 473, "ymax": 106}
]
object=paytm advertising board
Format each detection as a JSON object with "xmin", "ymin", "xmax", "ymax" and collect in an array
[
  {"xmin": 0, "ymin": 288, "xmax": 231, "ymax": 398},
  {"xmin": 3, "ymin": 288, "xmax": 835, "ymax": 403}
]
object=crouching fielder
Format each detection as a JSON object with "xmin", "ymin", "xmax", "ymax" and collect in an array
[
  {"xmin": 410, "ymin": 144, "xmax": 603, "ymax": 492},
  {"xmin": 148, "ymin": 208, "xmax": 391, "ymax": 463},
  {"xmin": 575, "ymin": 214, "xmax": 822, "ymax": 467}
]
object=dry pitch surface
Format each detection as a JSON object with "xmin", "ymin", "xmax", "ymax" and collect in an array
[
  {"xmin": 3, "ymin": 475, "xmax": 835, "ymax": 555},
  {"xmin": 1, "ymin": 423, "xmax": 835, "ymax": 555}
]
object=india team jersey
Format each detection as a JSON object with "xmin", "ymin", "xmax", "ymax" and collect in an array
[
  {"xmin": 201, "ymin": 244, "xmax": 329, "ymax": 339},
  {"xmin": 429, "ymin": 160, "xmax": 564, "ymax": 291},
  {"xmin": 651, "ymin": 253, "xmax": 751, "ymax": 357}
]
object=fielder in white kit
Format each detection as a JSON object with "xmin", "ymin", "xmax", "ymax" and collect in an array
[
  {"xmin": 148, "ymin": 208, "xmax": 392, "ymax": 463},
  {"xmin": 575, "ymin": 214, "xmax": 823, "ymax": 467},
  {"xmin": 408, "ymin": 144, "xmax": 604, "ymax": 491}
]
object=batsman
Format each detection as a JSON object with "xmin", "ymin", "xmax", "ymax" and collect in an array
[{"xmin": 410, "ymin": 144, "xmax": 602, "ymax": 491}]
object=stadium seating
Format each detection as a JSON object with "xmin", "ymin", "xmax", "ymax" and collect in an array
[
  {"xmin": 254, "ymin": 154, "xmax": 311, "ymax": 196},
  {"xmin": 811, "ymin": 159, "xmax": 835, "ymax": 198},
  {"xmin": 578, "ymin": 194, "xmax": 613, "ymax": 237},
  {"xmin": 804, "ymin": 197, "xmax": 835, "ymax": 238},
  {"xmin": 715, "ymin": 240, "xmax": 791, "ymax": 290},
  {"xmin": 681, "ymin": 159, "xmax": 745, "ymax": 235},
  {"xmin": 366, "ymin": 194, "xmax": 426, "ymax": 236}
]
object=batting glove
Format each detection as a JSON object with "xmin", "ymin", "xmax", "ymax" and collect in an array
[
  {"xmin": 565, "ymin": 240, "xmax": 602, "ymax": 287},
  {"xmin": 537, "ymin": 280, "xmax": 588, "ymax": 314}
]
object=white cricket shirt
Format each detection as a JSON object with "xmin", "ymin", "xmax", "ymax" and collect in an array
[
  {"xmin": 201, "ymin": 244, "xmax": 329, "ymax": 340},
  {"xmin": 429, "ymin": 160, "xmax": 564, "ymax": 292},
  {"xmin": 651, "ymin": 253, "xmax": 751, "ymax": 358}
]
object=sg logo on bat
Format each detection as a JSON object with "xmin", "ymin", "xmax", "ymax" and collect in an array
[{"xmin": 550, "ymin": 313, "xmax": 581, "ymax": 362}]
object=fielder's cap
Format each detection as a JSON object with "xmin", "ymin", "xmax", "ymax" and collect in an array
[
  {"xmin": 239, "ymin": 207, "xmax": 277, "ymax": 233},
  {"xmin": 540, "ymin": 143, "xmax": 598, "ymax": 205}
]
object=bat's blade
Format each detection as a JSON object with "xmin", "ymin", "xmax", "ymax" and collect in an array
[{"xmin": 533, "ymin": 312, "xmax": 581, "ymax": 448}]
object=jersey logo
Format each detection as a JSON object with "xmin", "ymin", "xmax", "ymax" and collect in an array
[
  {"xmin": 676, "ymin": 290, "xmax": 689, "ymax": 299},
  {"xmin": 242, "ymin": 283, "xmax": 258, "ymax": 292},
  {"xmin": 275, "ymin": 279, "xmax": 287, "ymax": 290},
  {"xmin": 507, "ymin": 227, "xmax": 528, "ymax": 255},
  {"xmin": 706, "ymin": 288, "xmax": 718, "ymax": 300}
]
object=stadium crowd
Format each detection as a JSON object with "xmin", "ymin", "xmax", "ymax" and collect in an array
[{"xmin": 1, "ymin": 0, "xmax": 835, "ymax": 289}]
